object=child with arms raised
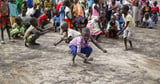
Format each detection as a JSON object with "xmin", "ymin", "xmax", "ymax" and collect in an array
[
  {"xmin": 117, "ymin": 5, "xmax": 135, "ymax": 50},
  {"xmin": 69, "ymin": 28, "xmax": 107, "ymax": 65}
]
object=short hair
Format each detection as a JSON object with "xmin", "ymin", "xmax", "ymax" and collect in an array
[
  {"xmin": 82, "ymin": 28, "xmax": 90, "ymax": 35},
  {"xmin": 123, "ymin": 5, "xmax": 129, "ymax": 12},
  {"xmin": 61, "ymin": 22, "xmax": 68, "ymax": 28},
  {"xmin": 30, "ymin": 17, "xmax": 37, "ymax": 25},
  {"xmin": 15, "ymin": 17, "xmax": 22, "ymax": 23}
]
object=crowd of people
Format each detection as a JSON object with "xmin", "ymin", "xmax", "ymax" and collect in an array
[{"xmin": 0, "ymin": 0, "xmax": 159, "ymax": 64}]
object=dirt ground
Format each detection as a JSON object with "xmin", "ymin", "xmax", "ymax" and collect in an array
[{"xmin": 1, "ymin": 6, "xmax": 160, "ymax": 84}]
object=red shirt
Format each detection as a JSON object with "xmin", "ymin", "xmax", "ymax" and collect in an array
[{"xmin": 38, "ymin": 14, "xmax": 48, "ymax": 26}]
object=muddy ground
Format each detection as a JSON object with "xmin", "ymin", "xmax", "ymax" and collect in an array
[{"xmin": 0, "ymin": 12, "xmax": 160, "ymax": 84}]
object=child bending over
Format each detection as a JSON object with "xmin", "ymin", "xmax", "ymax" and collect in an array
[
  {"xmin": 24, "ymin": 17, "xmax": 50, "ymax": 47},
  {"xmin": 54, "ymin": 22, "xmax": 81, "ymax": 46},
  {"xmin": 117, "ymin": 5, "xmax": 135, "ymax": 50},
  {"xmin": 10, "ymin": 17, "xmax": 25, "ymax": 39},
  {"xmin": 141, "ymin": 12, "xmax": 155, "ymax": 28},
  {"xmin": 69, "ymin": 28, "xmax": 107, "ymax": 65}
]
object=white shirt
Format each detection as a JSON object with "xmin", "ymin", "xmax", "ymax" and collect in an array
[
  {"xmin": 26, "ymin": 8, "xmax": 35, "ymax": 16},
  {"xmin": 68, "ymin": 29, "xmax": 81, "ymax": 38},
  {"xmin": 107, "ymin": 21, "xmax": 120, "ymax": 32},
  {"xmin": 65, "ymin": 7, "xmax": 72, "ymax": 19}
]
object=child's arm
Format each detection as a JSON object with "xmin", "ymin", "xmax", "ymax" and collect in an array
[
  {"xmin": 117, "ymin": 21, "xmax": 129, "ymax": 35},
  {"xmin": 66, "ymin": 12, "xmax": 72, "ymax": 22},
  {"xmin": 54, "ymin": 37, "xmax": 65, "ymax": 46},
  {"xmin": 91, "ymin": 37, "xmax": 107, "ymax": 53}
]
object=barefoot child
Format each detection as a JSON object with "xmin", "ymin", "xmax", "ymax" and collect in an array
[
  {"xmin": 54, "ymin": 22, "xmax": 81, "ymax": 46},
  {"xmin": 24, "ymin": 18, "xmax": 50, "ymax": 47},
  {"xmin": 69, "ymin": 28, "xmax": 107, "ymax": 64},
  {"xmin": 117, "ymin": 5, "xmax": 135, "ymax": 50}
]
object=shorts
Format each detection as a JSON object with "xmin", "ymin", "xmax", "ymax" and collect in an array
[
  {"xmin": 0, "ymin": 16, "xmax": 10, "ymax": 28},
  {"xmin": 123, "ymin": 27, "xmax": 135, "ymax": 40},
  {"xmin": 74, "ymin": 16, "xmax": 85, "ymax": 24},
  {"xmin": 69, "ymin": 45, "xmax": 93, "ymax": 56}
]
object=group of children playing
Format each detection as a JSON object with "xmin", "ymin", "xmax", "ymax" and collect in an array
[{"xmin": 0, "ymin": 0, "xmax": 159, "ymax": 64}]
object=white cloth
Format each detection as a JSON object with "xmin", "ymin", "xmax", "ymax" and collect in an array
[
  {"xmin": 123, "ymin": 27, "xmax": 135, "ymax": 40},
  {"xmin": 68, "ymin": 29, "xmax": 81, "ymax": 38},
  {"xmin": 65, "ymin": 7, "xmax": 72, "ymax": 19},
  {"xmin": 26, "ymin": 8, "xmax": 35, "ymax": 16},
  {"xmin": 107, "ymin": 21, "xmax": 120, "ymax": 32}
]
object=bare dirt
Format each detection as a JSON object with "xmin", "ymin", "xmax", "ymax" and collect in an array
[{"xmin": 1, "ymin": 6, "xmax": 160, "ymax": 84}]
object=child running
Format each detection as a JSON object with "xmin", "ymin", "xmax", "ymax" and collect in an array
[
  {"xmin": 117, "ymin": 5, "xmax": 135, "ymax": 50},
  {"xmin": 69, "ymin": 28, "xmax": 107, "ymax": 65}
]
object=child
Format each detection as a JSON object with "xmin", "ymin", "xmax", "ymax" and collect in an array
[
  {"xmin": 53, "ymin": 10, "xmax": 60, "ymax": 32},
  {"xmin": 26, "ymin": 4, "xmax": 37, "ymax": 17},
  {"xmin": 19, "ymin": 9, "xmax": 31, "ymax": 31},
  {"xmin": 141, "ymin": 12, "xmax": 155, "ymax": 28},
  {"xmin": 38, "ymin": 8, "xmax": 50, "ymax": 28},
  {"xmin": 73, "ymin": 0, "xmax": 85, "ymax": 25},
  {"xmin": 64, "ymin": 0, "xmax": 72, "ymax": 28},
  {"xmin": 107, "ymin": 15, "xmax": 120, "ymax": 38},
  {"xmin": 59, "ymin": 2, "xmax": 65, "ymax": 34},
  {"xmin": 92, "ymin": 0, "xmax": 100, "ymax": 18},
  {"xmin": 10, "ymin": 17, "xmax": 25, "ymax": 39},
  {"xmin": 109, "ymin": 0, "xmax": 121, "ymax": 15},
  {"xmin": 115, "ymin": 12, "xmax": 124, "ymax": 31},
  {"xmin": 133, "ymin": 0, "xmax": 141, "ymax": 27},
  {"xmin": 54, "ymin": 22, "xmax": 81, "ymax": 46},
  {"xmin": 142, "ymin": 1, "xmax": 151, "ymax": 16},
  {"xmin": 69, "ymin": 28, "xmax": 107, "ymax": 64},
  {"xmin": 8, "ymin": 0, "xmax": 19, "ymax": 25},
  {"xmin": 0, "ymin": 0, "xmax": 11, "ymax": 44},
  {"xmin": 151, "ymin": 1, "xmax": 159, "ymax": 24},
  {"xmin": 44, "ymin": 0, "xmax": 52, "ymax": 21},
  {"xmin": 24, "ymin": 17, "xmax": 50, "ymax": 47},
  {"xmin": 117, "ymin": 5, "xmax": 135, "ymax": 50}
]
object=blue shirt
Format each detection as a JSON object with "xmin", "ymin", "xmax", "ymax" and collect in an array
[
  {"xmin": 8, "ymin": 2, "xmax": 18, "ymax": 16},
  {"xmin": 87, "ymin": 0, "xmax": 93, "ymax": 7},
  {"xmin": 53, "ymin": 15, "xmax": 60, "ymax": 24},
  {"xmin": 59, "ymin": 6, "xmax": 65, "ymax": 21},
  {"xmin": 27, "ymin": 0, "xmax": 33, "ymax": 8}
]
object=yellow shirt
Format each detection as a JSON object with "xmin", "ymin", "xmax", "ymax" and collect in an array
[
  {"xmin": 124, "ymin": 14, "xmax": 135, "ymax": 28},
  {"xmin": 73, "ymin": 3, "xmax": 84, "ymax": 17},
  {"xmin": 44, "ymin": 1, "xmax": 52, "ymax": 9}
]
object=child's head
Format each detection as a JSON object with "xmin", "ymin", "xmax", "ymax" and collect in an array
[
  {"xmin": 144, "ymin": 12, "xmax": 150, "ymax": 19},
  {"xmin": 146, "ymin": 1, "xmax": 150, "ymax": 6},
  {"xmin": 111, "ymin": 0, "xmax": 116, "ymax": 5},
  {"xmin": 64, "ymin": 0, "xmax": 70, "ymax": 7},
  {"xmin": 30, "ymin": 17, "xmax": 38, "ymax": 27},
  {"xmin": 153, "ymin": 1, "xmax": 157, "ymax": 6},
  {"xmin": 100, "ymin": 11, "xmax": 105, "ymax": 17},
  {"xmin": 74, "ymin": 0, "xmax": 79, "ymax": 4},
  {"xmin": 81, "ymin": 28, "xmax": 90, "ymax": 41},
  {"xmin": 55, "ymin": 10, "xmax": 59, "ymax": 16},
  {"xmin": 22, "ymin": 9, "xmax": 27, "ymax": 16},
  {"xmin": 15, "ymin": 17, "xmax": 22, "ymax": 25},
  {"xmin": 61, "ymin": 22, "xmax": 68, "ymax": 32},
  {"xmin": 111, "ymin": 15, "xmax": 116, "ymax": 22},
  {"xmin": 94, "ymin": 0, "xmax": 99, "ymax": 4},
  {"xmin": 122, "ymin": 5, "xmax": 129, "ymax": 14}
]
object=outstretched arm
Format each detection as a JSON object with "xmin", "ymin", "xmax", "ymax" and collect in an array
[
  {"xmin": 54, "ymin": 37, "xmax": 65, "ymax": 46},
  {"xmin": 91, "ymin": 37, "xmax": 107, "ymax": 53}
]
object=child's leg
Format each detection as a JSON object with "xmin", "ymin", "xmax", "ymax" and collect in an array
[
  {"xmin": 129, "ymin": 40, "xmax": 133, "ymax": 49},
  {"xmin": 124, "ymin": 38, "xmax": 128, "ymax": 50},
  {"xmin": 69, "ymin": 45, "xmax": 78, "ymax": 64},
  {"xmin": 81, "ymin": 46, "xmax": 93, "ymax": 63},
  {"xmin": 6, "ymin": 24, "xmax": 11, "ymax": 40},
  {"xmin": 123, "ymin": 29, "xmax": 129, "ymax": 50},
  {"xmin": 95, "ymin": 33, "xmax": 102, "ymax": 41},
  {"xmin": 1, "ymin": 27, "xmax": 5, "ymax": 41}
]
